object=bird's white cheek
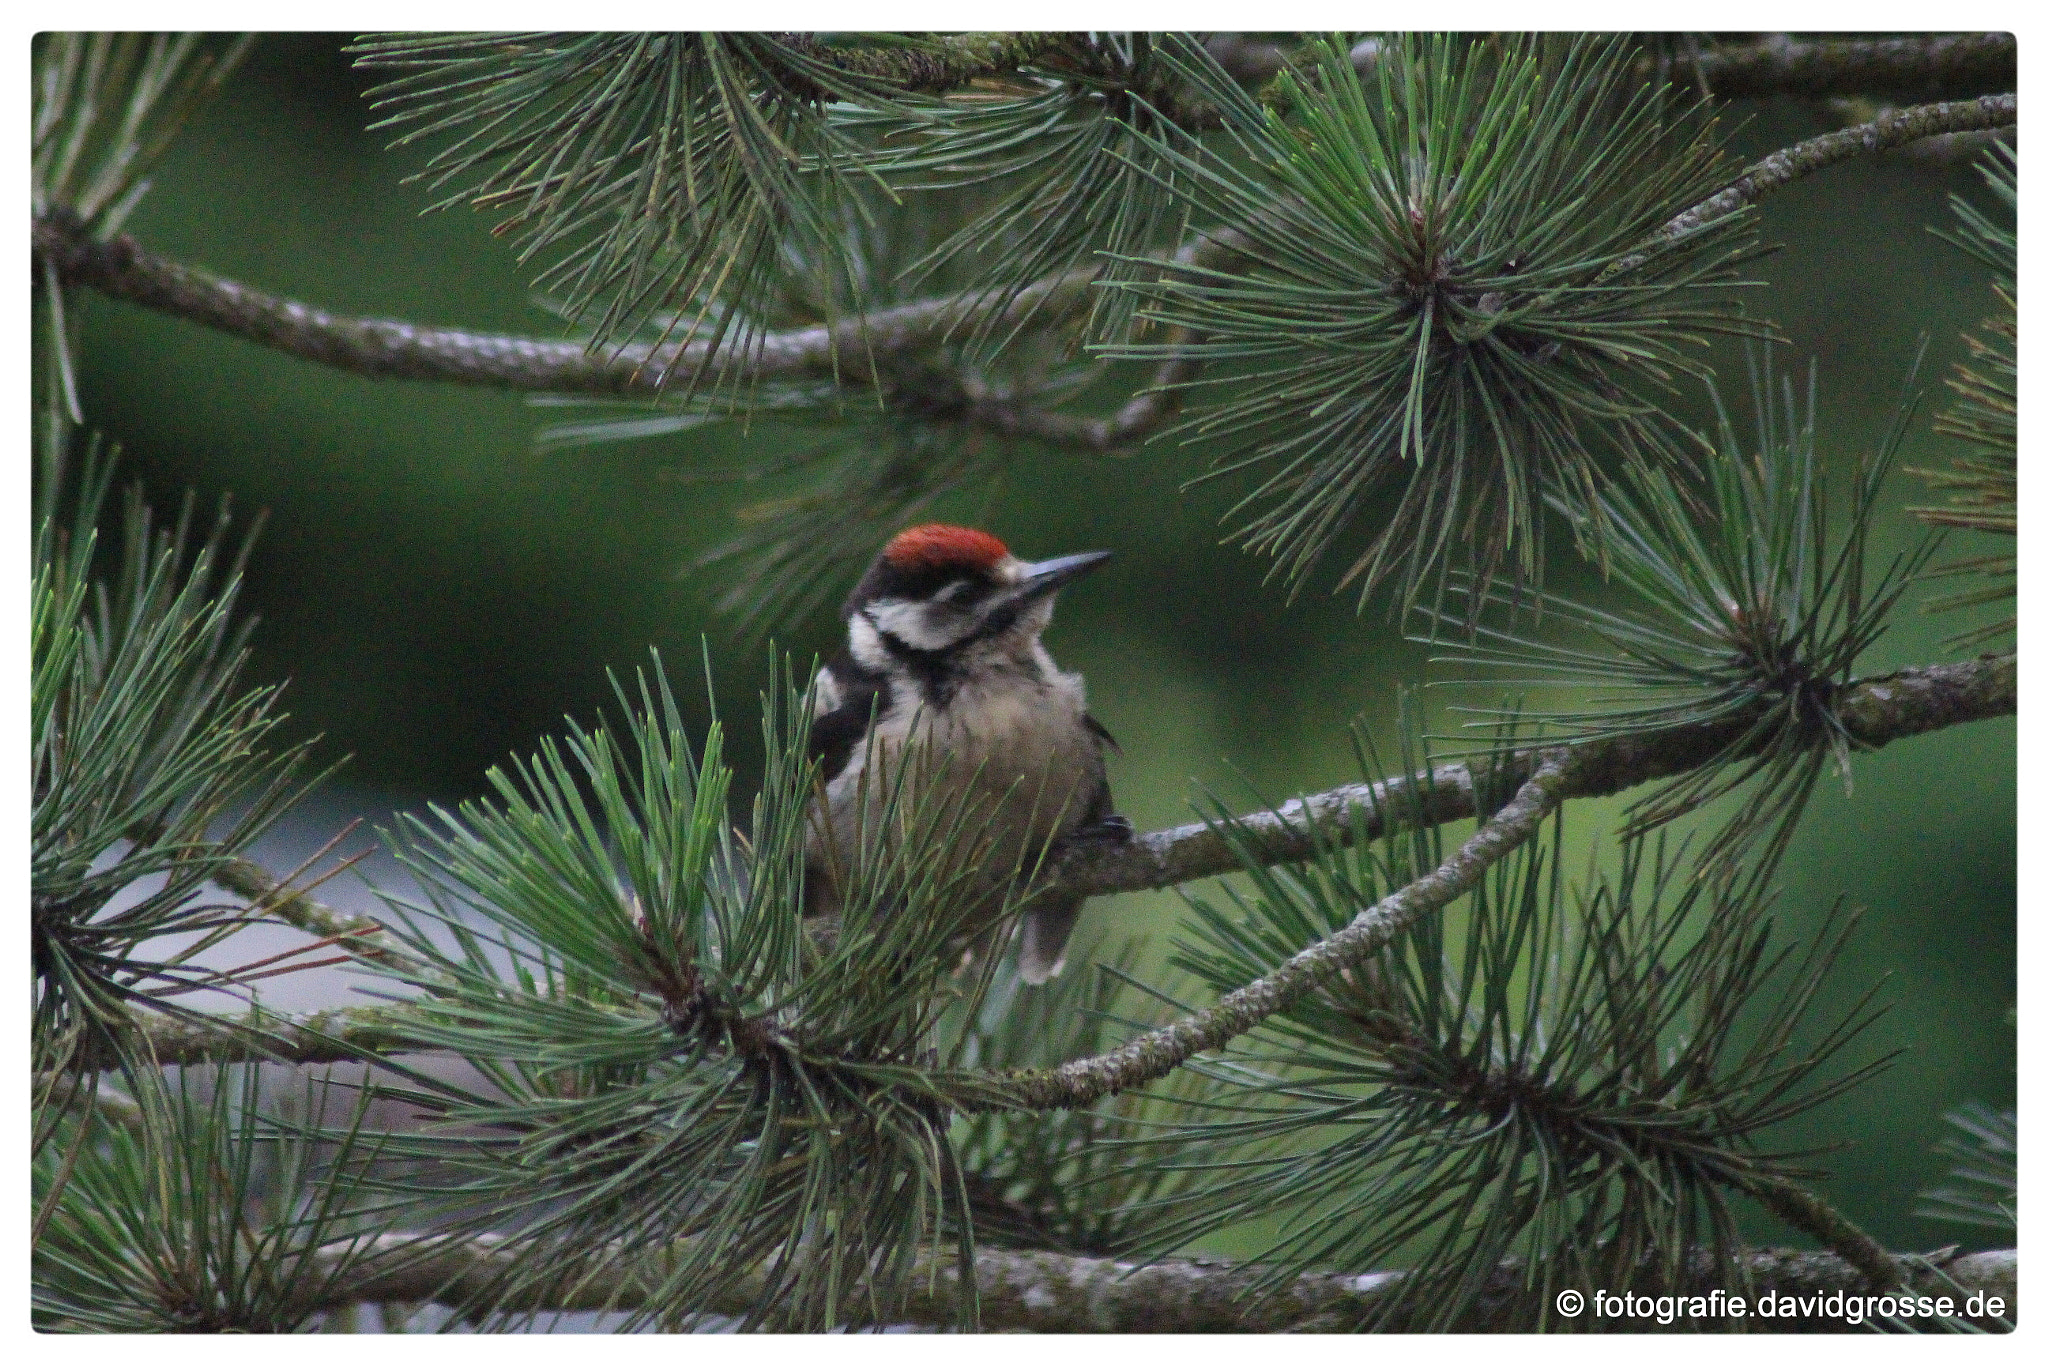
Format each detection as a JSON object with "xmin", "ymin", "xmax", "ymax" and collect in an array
[
  {"xmin": 864, "ymin": 599, "xmax": 970, "ymax": 652},
  {"xmin": 848, "ymin": 615, "xmax": 891, "ymax": 672}
]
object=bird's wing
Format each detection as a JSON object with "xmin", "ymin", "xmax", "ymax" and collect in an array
[
  {"xmin": 1017, "ymin": 710, "xmax": 1127, "ymax": 984},
  {"xmin": 1081, "ymin": 712, "xmax": 1120, "ymax": 828},
  {"xmin": 1081, "ymin": 764, "xmax": 1117, "ymax": 829}
]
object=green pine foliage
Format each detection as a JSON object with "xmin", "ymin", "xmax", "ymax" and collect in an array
[
  {"xmin": 33, "ymin": 1066, "xmax": 394, "ymax": 1332},
  {"xmin": 28, "ymin": 28, "xmax": 2016, "ymax": 1335},
  {"xmin": 350, "ymin": 33, "xmax": 958, "ymax": 391},
  {"xmin": 1101, "ymin": 35, "xmax": 1761, "ymax": 612},
  {"xmin": 1913, "ymin": 138, "xmax": 2016, "ymax": 645},
  {"xmin": 1915, "ymin": 1101, "xmax": 2016, "ymax": 1233},
  {"xmin": 1120, "ymin": 730, "xmax": 1885, "ymax": 1329},
  {"xmin": 350, "ymin": 659, "xmax": 1041, "ymax": 1329},
  {"xmin": 1425, "ymin": 355, "xmax": 1938, "ymax": 865},
  {"xmin": 858, "ymin": 32, "xmax": 1200, "ymax": 353},
  {"xmin": 32, "ymin": 424, "xmax": 317, "ymax": 1081}
]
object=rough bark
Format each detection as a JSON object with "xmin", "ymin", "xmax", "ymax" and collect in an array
[
  {"xmin": 1051, "ymin": 654, "xmax": 2016, "ymax": 900},
  {"xmin": 1687, "ymin": 33, "xmax": 2016, "ymax": 101},
  {"xmin": 1650, "ymin": 94, "xmax": 2016, "ymax": 256},
  {"xmin": 32, "ymin": 211, "xmax": 1098, "ymax": 396},
  {"xmin": 315, "ymin": 1232, "xmax": 2017, "ymax": 1332}
]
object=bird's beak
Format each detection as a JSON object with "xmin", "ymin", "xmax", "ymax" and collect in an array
[{"xmin": 1009, "ymin": 550, "xmax": 1112, "ymax": 605}]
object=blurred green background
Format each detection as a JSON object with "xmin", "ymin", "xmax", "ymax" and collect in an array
[{"xmin": 71, "ymin": 36, "xmax": 2013, "ymax": 1254}]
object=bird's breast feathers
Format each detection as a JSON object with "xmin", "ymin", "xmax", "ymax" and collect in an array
[{"xmin": 819, "ymin": 649, "xmax": 1098, "ymax": 837}]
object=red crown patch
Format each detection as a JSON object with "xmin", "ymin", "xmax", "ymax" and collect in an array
[{"xmin": 882, "ymin": 524, "xmax": 1010, "ymax": 574}]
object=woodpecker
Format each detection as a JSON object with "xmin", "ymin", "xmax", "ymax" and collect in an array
[{"xmin": 805, "ymin": 524, "xmax": 1128, "ymax": 983}]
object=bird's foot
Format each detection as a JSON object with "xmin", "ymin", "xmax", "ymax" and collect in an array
[{"xmin": 1066, "ymin": 813, "xmax": 1134, "ymax": 845}]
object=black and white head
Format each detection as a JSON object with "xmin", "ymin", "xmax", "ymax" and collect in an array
[{"xmin": 842, "ymin": 525, "xmax": 1109, "ymax": 693}]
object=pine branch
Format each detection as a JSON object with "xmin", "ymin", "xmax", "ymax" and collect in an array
[
  {"xmin": 35, "ymin": 205, "xmax": 1228, "ymax": 459},
  {"xmin": 301, "ymin": 1231, "xmax": 2015, "ymax": 1330},
  {"xmin": 767, "ymin": 32, "xmax": 1075, "ymax": 95},
  {"xmin": 212, "ymin": 857, "xmax": 424, "ymax": 972},
  {"xmin": 1052, "ymin": 653, "xmax": 2015, "ymax": 899},
  {"xmin": 31, "ymin": 210, "xmax": 1097, "ymax": 395},
  {"xmin": 645, "ymin": 31, "xmax": 2026, "ymax": 117},
  {"xmin": 82, "ymin": 1003, "xmax": 421, "ymax": 1070},
  {"xmin": 85, "ymin": 653, "xmax": 2011, "ymax": 1075},
  {"xmin": 1745, "ymin": 1173, "xmax": 1902, "ymax": 1292},
  {"xmin": 1199, "ymin": 34, "xmax": 1294, "ymax": 87},
  {"xmin": 913, "ymin": 218, "xmax": 1252, "ymax": 452},
  {"xmin": 998, "ymin": 756, "xmax": 1573, "ymax": 1110},
  {"xmin": 912, "ymin": 351, "xmax": 1196, "ymax": 453},
  {"xmin": 36, "ymin": 91, "xmax": 2014, "ymax": 420},
  {"xmin": 1685, "ymin": 33, "xmax": 2016, "ymax": 101},
  {"xmin": 1639, "ymin": 94, "xmax": 2017, "ymax": 265},
  {"xmin": 1219, "ymin": 33, "xmax": 2019, "ymax": 104}
]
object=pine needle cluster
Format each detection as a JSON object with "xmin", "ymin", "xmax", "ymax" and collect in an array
[
  {"xmin": 34, "ymin": 1067, "xmax": 394, "ymax": 1332},
  {"xmin": 350, "ymin": 34, "xmax": 951, "ymax": 388},
  {"xmin": 32, "ymin": 425, "xmax": 316, "ymax": 1082},
  {"xmin": 857, "ymin": 31, "xmax": 1199, "ymax": 352},
  {"xmin": 343, "ymin": 660, "xmax": 1060, "ymax": 1329},
  {"xmin": 1117, "ymin": 732, "xmax": 1885, "ymax": 1329},
  {"xmin": 28, "ymin": 28, "xmax": 2017, "ymax": 1335},
  {"xmin": 1427, "ymin": 355, "xmax": 1938, "ymax": 863},
  {"xmin": 1913, "ymin": 138, "xmax": 2016, "ymax": 645},
  {"xmin": 1102, "ymin": 34, "xmax": 1761, "ymax": 612}
]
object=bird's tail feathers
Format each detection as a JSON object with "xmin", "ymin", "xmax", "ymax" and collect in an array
[{"xmin": 1017, "ymin": 898, "xmax": 1084, "ymax": 985}]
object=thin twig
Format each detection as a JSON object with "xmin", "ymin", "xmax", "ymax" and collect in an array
[
  {"xmin": 940, "ymin": 334, "xmax": 1198, "ymax": 452},
  {"xmin": 988, "ymin": 757, "xmax": 1574, "ymax": 1110},
  {"xmin": 213, "ymin": 857, "xmax": 424, "ymax": 973},
  {"xmin": 1051, "ymin": 653, "xmax": 2016, "ymax": 899},
  {"xmin": 1746, "ymin": 1172, "xmax": 1904, "ymax": 1292},
  {"xmin": 1612, "ymin": 93, "xmax": 2017, "ymax": 278},
  {"xmin": 32, "ymin": 211, "xmax": 1099, "ymax": 396}
]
